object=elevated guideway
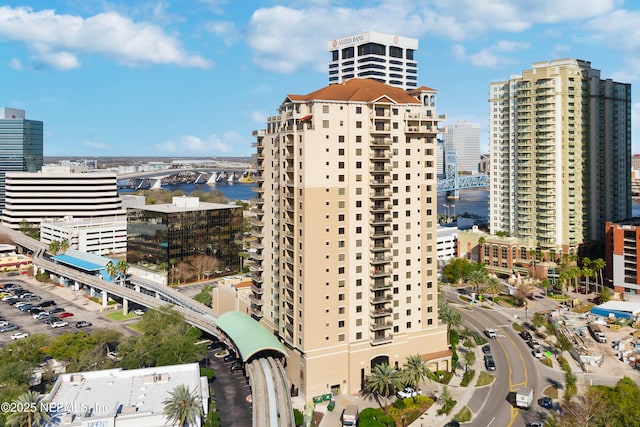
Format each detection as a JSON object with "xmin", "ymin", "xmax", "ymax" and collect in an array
[{"xmin": 2, "ymin": 225, "xmax": 295, "ymax": 426}]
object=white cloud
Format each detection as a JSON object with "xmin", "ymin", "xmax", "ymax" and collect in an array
[
  {"xmin": 465, "ymin": 40, "xmax": 530, "ymax": 68},
  {"xmin": 0, "ymin": 6, "xmax": 212, "ymax": 70},
  {"xmin": 244, "ymin": 1, "xmax": 620, "ymax": 74},
  {"xmin": 204, "ymin": 21, "xmax": 240, "ymax": 46},
  {"xmin": 8, "ymin": 58, "xmax": 23, "ymax": 70},
  {"xmin": 82, "ymin": 140, "xmax": 112, "ymax": 150},
  {"xmin": 155, "ymin": 132, "xmax": 243, "ymax": 155},
  {"xmin": 250, "ymin": 111, "xmax": 267, "ymax": 124},
  {"xmin": 451, "ymin": 44, "xmax": 466, "ymax": 61},
  {"xmin": 584, "ymin": 9, "xmax": 640, "ymax": 51}
]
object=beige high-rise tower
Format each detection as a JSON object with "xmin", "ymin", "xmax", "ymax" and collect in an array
[
  {"xmin": 489, "ymin": 59, "xmax": 631, "ymax": 253},
  {"xmin": 250, "ymin": 78, "xmax": 450, "ymax": 398}
]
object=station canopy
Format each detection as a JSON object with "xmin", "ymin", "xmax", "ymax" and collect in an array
[{"xmin": 215, "ymin": 311, "xmax": 287, "ymax": 362}]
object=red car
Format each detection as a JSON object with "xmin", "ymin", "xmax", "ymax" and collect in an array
[{"xmin": 58, "ymin": 312, "xmax": 74, "ymax": 318}]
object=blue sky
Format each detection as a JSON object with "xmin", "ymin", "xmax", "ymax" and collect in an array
[{"xmin": 2, "ymin": 0, "xmax": 639, "ymax": 157}]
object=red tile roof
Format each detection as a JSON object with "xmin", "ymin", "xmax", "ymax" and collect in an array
[{"xmin": 287, "ymin": 78, "xmax": 426, "ymax": 104}]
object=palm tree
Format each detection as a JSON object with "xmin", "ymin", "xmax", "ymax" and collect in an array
[
  {"xmin": 592, "ymin": 258, "xmax": 606, "ymax": 293},
  {"xmin": 365, "ymin": 362, "xmax": 403, "ymax": 414},
  {"xmin": 467, "ymin": 269, "xmax": 487, "ymax": 295},
  {"xmin": 116, "ymin": 260, "xmax": 130, "ymax": 286},
  {"xmin": 484, "ymin": 276, "xmax": 504, "ymax": 303},
  {"xmin": 5, "ymin": 391, "xmax": 51, "ymax": 427},
  {"xmin": 402, "ymin": 354, "xmax": 431, "ymax": 391},
  {"xmin": 48, "ymin": 240, "xmax": 60, "ymax": 255},
  {"xmin": 105, "ymin": 261, "xmax": 117, "ymax": 283},
  {"xmin": 59, "ymin": 238, "xmax": 70, "ymax": 253},
  {"xmin": 162, "ymin": 384, "xmax": 203, "ymax": 427},
  {"xmin": 438, "ymin": 301, "xmax": 462, "ymax": 334}
]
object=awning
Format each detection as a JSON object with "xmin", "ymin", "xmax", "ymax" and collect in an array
[{"xmin": 297, "ymin": 114, "xmax": 313, "ymax": 122}]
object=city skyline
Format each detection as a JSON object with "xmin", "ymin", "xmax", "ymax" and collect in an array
[{"xmin": 2, "ymin": 1, "xmax": 639, "ymax": 157}]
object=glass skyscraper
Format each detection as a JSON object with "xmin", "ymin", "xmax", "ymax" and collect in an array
[{"xmin": 0, "ymin": 108, "xmax": 44, "ymax": 210}]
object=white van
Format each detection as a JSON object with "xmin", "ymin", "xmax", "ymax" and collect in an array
[{"xmin": 342, "ymin": 405, "xmax": 358, "ymax": 427}]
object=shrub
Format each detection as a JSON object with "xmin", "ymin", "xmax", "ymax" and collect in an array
[
  {"xmin": 475, "ymin": 371, "xmax": 494, "ymax": 386},
  {"xmin": 460, "ymin": 370, "xmax": 475, "ymax": 387},
  {"xmin": 293, "ymin": 408, "xmax": 304, "ymax": 427},
  {"xmin": 453, "ymin": 406, "xmax": 472, "ymax": 423},
  {"xmin": 392, "ymin": 398, "xmax": 406, "ymax": 409},
  {"xmin": 358, "ymin": 408, "xmax": 394, "ymax": 427}
]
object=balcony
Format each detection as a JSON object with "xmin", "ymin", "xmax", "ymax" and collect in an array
[
  {"xmin": 371, "ymin": 215, "xmax": 392, "ymax": 225},
  {"xmin": 370, "ymin": 321, "xmax": 393, "ymax": 331},
  {"xmin": 372, "ymin": 279, "xmax": 392, "ymax": 290},
  {"xmin": 370, "ymin": 203, "xmax": 391, "ymax": 213},
  {"xmin": 370, "ymin": 177, "xmax": 392, "ymax": 186},
  {"xmin": 370, "ymin": 267, "xmax": 392, "ymax": 278},
  {"xmin": 250, "ymin": 293, "xmax": 263, "ymax": 305},
  {"xmin": 371, "ymin": 137, "xmax": 391, "ymax": 147},
  {"xmin": 370, "ymin": 189, "xmax": 391, "ymax": 199},
  {"xmin": 369, "ymin": 165, "xmax": 391, "ymax": 173},
  {"xmin": 251, "ymin": 283, "xmax": 264, "ymax": 295},
  {"xmin": 370, "ymin": 125, "xmax": 391, "ymax": 133},
  {"xmin": 370, "ymin": 255, "xmax": 392, "ymax": 264},
  {"xmin": 370, "ymin": 151, "xmax": 391, "ymax": 160},
  {"xmin": 370, "ymin": 333, "xmax": 393, "ymax": 345},
  {"xmin": 370, "ymin": 242, "xmax": 391, "ymax": 251},
  {"xmin": 370, "ymin": 307, "xmax": 392, "ymax": 318},
  {"xmin": 369, "ymin": 293, "xmax": 392, "ymax": 304}
]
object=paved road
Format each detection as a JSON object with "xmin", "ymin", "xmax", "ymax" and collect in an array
[{"xmin": 208, "ymin": 348, "xmax": 252, "ymax": 427}]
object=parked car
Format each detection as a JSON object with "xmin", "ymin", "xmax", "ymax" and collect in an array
[
  {"xmin": 34, "ymin": 312, "xmax": 50, "ymax": 320},
  {"xmin": 48, "ymin": 307, "xmax": 65, "ymax": 315},
  {"xmin": 11, "ymin": 332, "xmax": 28, "ymax": 340},
  {"xmin": 0, "ymin": 320, "xmax": 8, "ymax": 328},
  {"xmin": 519, "ymin": 330, "xmax": 532, "ymax": 340},
  {"xmin": 527, "ymin": 339, "xmax": 540, "ymax": 349},
  {"xmin": 224, "ymin": 352, "xmax": 238, "ymax": 362},
  {"xmin": 36, "ymin": 300, "xmax": 55, "ymax": 308},
  {"xmin": 230, "ymin": 362, "xmax": 244, "ymax": 372},
  {"xmin": 444, "ymin": 422, "xmax": 460, "ymax": 427},
  {"xmin": 484, "ymin": 355, "xmax": 496, "ymax": 371},
  {"xmin": 50, "ymin": 321, "xmax": 69, "ymax": 328},
  {"xmin": 28, "ymin": 307, "xmax": 44, "ymax": 315},
  {"xmin": 482, "ymin": 344, "xmax": 492, "ymax": 355},
  {"xmin": 75, "ymin": 321, "xmax": 92, "ymax": 328},
  {"xmin": 532, "ymin": 348, "xmax": 543, "ymax": 359},
  {"xmin": 0, "ymin": 324, "xmax": 19, "ymax": 332},
  {"xmin": 42, "ymin": 316, "xmax": 56, "ymax": 324},
  {"xmin": 396, "ymin": 387, "xmax": 421, "ymax": 399},
  {"xmin": 133, "ymin": 309, "xmax": 146, "ymax": 316},
  {"xmin": 539, "ymin": 396, "xmax": 553, "ymax": 409},
  {"xmin": 58, "ymin": 312, "xmax": 74, "ymax": 318}
]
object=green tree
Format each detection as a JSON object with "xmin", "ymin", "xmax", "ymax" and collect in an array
[
  {"xmin": 564, "ymin": 369, "xmax": 577, "ymax": 401},
  {"xmin": 116, "ymin": 260, "xmax": 130, "ymax": 285},
  {"xmin": 600, "ymin": 286, "xmax": 613, "ymax": 303},
  {"xmin": 59, "ymin": 238, "xmax": 70, "ymax": 253},
  {"xmin": 162, "ymin": 384, "xmax": 204, "ymax": 427},
  {"xmin": 592, "ymin": 258, "xmax": 606, "ymax": 293},
  {"xmin": 402, "ymin": 354, "xmax": 431, "ymax": 391},
  {"xmin": 18, "ymin": 220, "xmax": 39, "ymax": 239},
  {"xmin": 540, "ymin": 278, "xmax": 551, "ymax": 296},
  {"xmin": 193, "ymin": 285, "xmax": 214, "ymax": 307},
  {"xmin": 556, "ymin": 333, "xmax": 573, "ymax": 363},
  {"xmin": 364, "ymin": 362, "xmax": 403, "ymax": 414},
  {"xmin": 48, "ymin": 240, "xmax": 60, "ymax": 255},
  {"xmin": 105, "ymin": 261, "xmax": 117, "ymax": 283},
  {"xmin": 463, "ymin": 350, "xmax": 476, "ymax": 370},
  {"xmin": 438, "ymin": 301, "xmax": 462, "ymax": 334},
  {"xmin": 484, "ymin": 276, "xmax": 504, "ymax": 303},
  {"xmin": 5, "ymin": 391, "xmax": 51, "ymax": 427},
  {"xmin": 467, "ymin": 269, "xmax": 487, "ymax": 294}
]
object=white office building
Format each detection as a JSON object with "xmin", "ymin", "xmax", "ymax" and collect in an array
[
  {"xmin": 328, "ymin": 30, "xmax": 418, "ymax": 89},
  {"xmin": 40, "ymin": 215, "xmax": 127, "ymax": 255},
  {"xmin": 442, "ymin": 121, "xmax": 481, "ymax": 173},
  {"xmin": 44, "ymin": 363, "xmax": 208, "ymax": 427},
  {"xmin": 1, "ymin": 165, "xmax": 125, "ymax": 229}
]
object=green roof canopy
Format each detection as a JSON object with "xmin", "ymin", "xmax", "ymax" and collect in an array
[{"xmin": 215, "ymin": 311, "xmax": 287, "ymax": 362}]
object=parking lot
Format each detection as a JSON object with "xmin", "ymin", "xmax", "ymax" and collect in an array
[{"xmin": 0, "ymin": 275, "xmax": 139, "ymax": 346}]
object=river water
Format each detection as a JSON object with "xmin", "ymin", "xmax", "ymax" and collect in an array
[{"xmin": 126, "ymin": 183, "xmax": 640, "ymax": 222}]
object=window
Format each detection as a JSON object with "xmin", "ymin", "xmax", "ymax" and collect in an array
[
  {"xmin": 338, "ymin": 293, "xmax": 345, "ymax": 300},
  {"xmin": 338, "ymin": 334, "xmax": 345, "ymax": 342},
  {"xmin": 323, "ymin": 105, "xmax": 329, "ymax": 113},
  {"xmin": 323, "ymin": 120, "xmax": 329, "ymax": 128},
  {"xmin": 338, "ymin": 320, "xmax": 345, "ymax": 328},
  {"xmin": 356, "ymin": 121, "xmax": 362, "ymax": 128},
  {"xmin": 356, "ymin": 106, "xmax": 362, "ymax": 114}
]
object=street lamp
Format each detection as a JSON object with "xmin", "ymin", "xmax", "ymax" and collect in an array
[{"xmin": 401, "ymin": 414, "xmax": 406, "ymax": 427}]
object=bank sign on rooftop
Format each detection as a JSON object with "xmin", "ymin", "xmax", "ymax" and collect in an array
[{"xmin": 328, "ymin": 30, "xmax": 418, "ymax": 50}]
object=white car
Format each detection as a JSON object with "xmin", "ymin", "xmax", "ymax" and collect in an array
[
  {"xmin": 0, "ymin": 320, "xmax": 8, "ymax": 328},
  {"xmin": 50, "ymin": 321, "xmax": 69, "ymax": 328},
  {"xmin": 133, "ymin": 309, "xmax": 145, "ymax": 316},
  {"xmin": 11, "ymin": 332, "xmax": 28, "ymax": 340},
  {"xmin": 485, "ymin": 329, "xmax": 497, "ymax": 339},
  {"xmin": 532, "ymin": 348, "xmax": 543, "ymax": 359},
  {"xmin": 396, "ymin": 387, "xmax": 421, "ymax": 399}
]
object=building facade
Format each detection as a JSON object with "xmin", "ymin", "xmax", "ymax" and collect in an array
[
  {"xmin": 126, "ymin": 196, "xmax": 243, "ymax": 273},
  {"xmin": 0, "ymin": 107, "xmax": 43, "ymax": 210},
  {"xmin": 605, "ymin": 220, "xmax": 640, "ymax": 300},
  {"xmin": 251, "ymin": 78, "xmax": 449, "ymax": 398},
  {"xmin": 442, "ymin": 120, "xmax": 481, "ymax": 173},
  {"xmin": 0, "ymin": 166, "xmax": 124, "ymax": 229},
  {"xmin": 328, "ymin": 31, "xmax": 418, "ymax": 89},
  {"xmin": 489, "ymin": 59, "xmax": 632, "ymax": 253},
  {"xmin": 40, "ymin": 215, "xmax": 127, "ymax": 255}
]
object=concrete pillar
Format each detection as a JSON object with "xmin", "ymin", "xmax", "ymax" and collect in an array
[
  {"xmin": 135, "ymin": 285, "xmax": 140, "ymax": 293},
  {"xmin": 122, "ymin": 298, "xmax": 129, "ymax": 315},
  {"xmin": 101, "ymin": 290, "xmax": 108, "ymax": 308}
]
